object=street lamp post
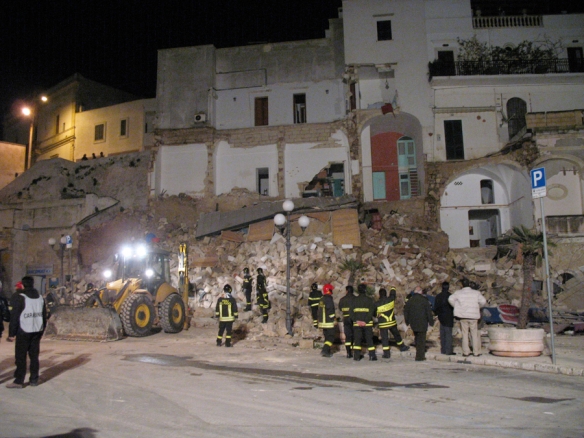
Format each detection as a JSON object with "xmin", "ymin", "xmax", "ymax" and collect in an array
[
  {"xmin": 48, "ymin": 235, "xmax": 69, "ymax": 286},
  {"xmin": 22, "ymin": 96, "xmax": 47, "ymax": 171},
  {"xmin": 274, "ymin": 200, "xmax": 310, "ymax": 336}
]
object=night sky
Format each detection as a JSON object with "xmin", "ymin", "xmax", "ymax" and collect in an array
[
  {"xmin": 0, "ymin": 0, "xmax": 342, "ymax": 119},
  {"xmin": 2, "ymin": 0, "xmax": 582, "ymax": 122}
]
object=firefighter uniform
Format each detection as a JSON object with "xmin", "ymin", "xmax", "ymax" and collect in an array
[
  {"xmin": 318, "ymin": 284, "xmax": 336, "ymax": 358},
  {"xmin": 338, "ymin": 286, "xmax": 355, "ymax": 358},
  {"xmin": 256, "ymin": 268, "xmax": 270, "ymax": 323},
  {"xmin": 308, "ymin": 283, "xmax": 322, "ymax": 327},
  {"xmin": 242, "ymin": 268, "xmax": 253, "ymax": 311},
  {"xmin": 216, "ymin": 285, "xmax": 238, "ymax": 347},
  {"xmin": 351, "ymin": 284, "xmax": 377, "ymax": 361},
  {"xmin": 376, "ymin": 287, "xmax": 408, "ymax": 358}
]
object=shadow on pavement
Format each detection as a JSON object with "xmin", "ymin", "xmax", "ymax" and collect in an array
[{"xmin": 41, "ymin": 427, "xmax": 99, "ymax": 437}]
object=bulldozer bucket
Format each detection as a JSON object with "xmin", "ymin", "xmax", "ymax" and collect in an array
[{"xmin": 45, "ymin": 307, "xmax": 125, "ymax": 341}]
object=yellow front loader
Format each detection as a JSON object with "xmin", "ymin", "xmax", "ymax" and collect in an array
[{"xmin": 45, "ymin": 242, "xmax": 190, "ymax": 341}]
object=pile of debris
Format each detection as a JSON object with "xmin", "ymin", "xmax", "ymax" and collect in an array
[{"xmin": 75, "ymin": 200, "xmax": 548, "ymax": 344}]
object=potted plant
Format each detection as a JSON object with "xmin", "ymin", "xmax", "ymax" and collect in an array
[{"xmin": 488, "ymin": 225, "xmax": 554, "ymax": 357}]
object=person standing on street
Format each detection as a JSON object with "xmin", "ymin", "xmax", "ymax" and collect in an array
[
  {"xmin": 375, "ymin": 287, "xmax": 409, "ymax": 359},
  {"xmin": 404, "ymin": 286, "xmax": 434, "ymax": 362},
  {"xmin": 448, "ymin": 278, "xmax": 487, "ymax": 357},
  {"xmin": 308, "ymin": 282, "xmax": 322, "ymax": 328},
  {"xmin": 6, "ymin": 281, "xmax": 24, "ymax": 343},
  {"xmin": 338, "ymin": 285, "xmax": 355, "ymax": 358},
  {"xmin": 433, "ymin": 281, "xmax": 455, "ymax": 355},
  {"xmin": 215, "ymin": 284, "xmax": 238, "ymax": 347},
  {"xmin": 7, "ymin": 276, "xmax": 47, "ymax": 388},
  {"xmin": 242, "ymin": 268, "xmax": 253, "ymax": 311},
  {"xmin": 0, "ymin": 290, "xmax": 10, "ymax": 342},
  {"xmin": 256, "ymin": 268, "xmax": 270, "ymax": 323},
  {"xmin": 351, "ymin": 283, "xmax": 377, "ymax": 361},
  {"xmin": 318, "ymin": 283, "xmax": 336, "ymax": 358}
]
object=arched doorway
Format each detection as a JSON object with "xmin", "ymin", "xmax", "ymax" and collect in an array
[{"xmin": 440, "ymin": 163, "xmax": 533, "ymax": 248}]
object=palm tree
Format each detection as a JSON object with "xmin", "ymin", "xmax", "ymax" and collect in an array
[
  {"xmin": 508, "ymin": 225, "xmax": 554, "ymax": 329},
  {"xmin": 339, "ymin": 257, "xmax": 366, "ymax": 288}
]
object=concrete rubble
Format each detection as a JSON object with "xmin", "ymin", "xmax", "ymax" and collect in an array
[{"xmin": 67, "ymin": 196, "xmax": 553, "ymax": 348}]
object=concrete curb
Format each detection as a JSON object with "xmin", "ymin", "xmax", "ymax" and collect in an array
[{"xmin": 409, "ymin": 351, "xmax": 584, "ymax": 376}]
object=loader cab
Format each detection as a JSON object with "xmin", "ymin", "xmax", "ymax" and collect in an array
[{"xmin": 117, "ymin": 245, "xmax": 171, "ymax": 296}]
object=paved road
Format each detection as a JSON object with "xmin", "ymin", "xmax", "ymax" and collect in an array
[{"xmin": 1, "ymin": 328, "xmax": 583, "ymax": 438}]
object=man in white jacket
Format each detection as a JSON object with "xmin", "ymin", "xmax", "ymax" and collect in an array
[{"xmin": 448, "ymin": 278, "xmax": 487, "ymax": 357}]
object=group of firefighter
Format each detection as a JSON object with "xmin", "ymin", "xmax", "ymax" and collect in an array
[
  {"xmin": 214, "ymin": 267, "xmax": 269, "ymax": 347},
  {"xmin": 215, "ymin": 266, "xmax": 411, "ymax": 359},
  {"xmin": 309, "ymin": 282, "xmax": 409, "ymax": 361}
]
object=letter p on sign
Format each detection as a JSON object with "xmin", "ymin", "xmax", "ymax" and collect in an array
[{"xmin": 531, "ymin": 167, "xmax": 546, "ymax": 199}]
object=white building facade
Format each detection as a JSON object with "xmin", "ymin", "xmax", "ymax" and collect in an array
[
  {"xmin": 342, "ymin": 0, "xmax": 584, "ymax": 248},
  {"xmin": 154, "ymin": 17, "xmax": 352, "ymax": 200}
]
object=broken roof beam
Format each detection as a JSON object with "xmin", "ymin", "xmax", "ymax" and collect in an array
[{"xmin": 195, "ymin": 194, "xmax": 357, "ymax": 238}]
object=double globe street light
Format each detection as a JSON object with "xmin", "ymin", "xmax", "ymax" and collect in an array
[{"xmin": 274, "ymin": 199, "xmax": 310, "ymax": 336}]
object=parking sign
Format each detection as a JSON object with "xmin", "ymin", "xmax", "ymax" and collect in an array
[{"xmin": 531, "ymin": 167, "xmax": 546, "ymax": 199}]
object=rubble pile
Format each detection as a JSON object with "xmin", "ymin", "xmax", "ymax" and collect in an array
[{"xmin": 74, "ymin": 199, "xmax": 539, "ymax": 344}]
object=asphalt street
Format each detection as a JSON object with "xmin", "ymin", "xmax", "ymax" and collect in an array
[{"xmin": 1, "ymin": 327, "xmax": 583, "ymax": 438}]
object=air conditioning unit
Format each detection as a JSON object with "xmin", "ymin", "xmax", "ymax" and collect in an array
[{"xmin": 194, "ymin": 113, "xmax": 206, "ymax": 123}]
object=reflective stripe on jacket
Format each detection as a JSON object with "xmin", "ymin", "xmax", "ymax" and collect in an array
[
  {"xmin": 215, "ymin": 297, "xmax": 238, "ymax": 322},
  {"xmin": 376, "ymin": 297, "xmax": 397, "ymax": 328},
  {"xmin": 318, "ymin": 295, "xmax": 336, "ymax": 329}
]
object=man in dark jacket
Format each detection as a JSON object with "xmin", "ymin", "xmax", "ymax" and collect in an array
[
  {"xmin": 338, "ymin": 285, "xmax": 355, "ymax": 358},
  {"xmin": 317, "ymin": 283, "xmax": 336, "ymax": 358},
  {"xmin": 375, "ymin": 287, "xmax": 409, "ymax": 359},
  {"xmin": 351, "ymin": 283, "xmax": 377, "ymax": 361},
  {"xmin": 8, "ymin": 276, "xmax": 47, "ymax": 388},
  {"xmin": 308, "ymin": 282, "xmax": 322, "ymax": 328},
  {"xmin": 433, "ymin": 281, "xmax": 455, "ymax": 355},
  {"xmin": 404, "ymin": 286, "xmax": 434, "ymax": 361},
  {"xmin": 0, "ymin": 291, "xmax": 10, "ymax": 341},
  {"xmin": 215, "ymin": 284, "xmax": 238, "ymax": 347}
]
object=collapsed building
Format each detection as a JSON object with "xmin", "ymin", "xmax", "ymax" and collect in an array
[{"xmin": 1, "ymin": 2, "xmax": 584, "ymax": 340}]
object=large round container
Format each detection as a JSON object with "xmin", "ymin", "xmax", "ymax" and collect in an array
[{"xmin": 487, "ymin": 327, "xmax": 545, "ymax": 357}]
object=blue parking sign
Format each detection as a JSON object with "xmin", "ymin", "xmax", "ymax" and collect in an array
[{"xmin": 531, "ymin": 168, "xmax": 546, "ymax": 198}]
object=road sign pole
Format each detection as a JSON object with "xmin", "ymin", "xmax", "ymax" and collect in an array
[{"xmin": 540, "ymin": 197, "xmax": 556, "ymax": 365}]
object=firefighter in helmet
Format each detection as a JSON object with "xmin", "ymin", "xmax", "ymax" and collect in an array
[
  {"xmin": 242, "ymin": 267, "xmax": 253, "ymax": 311},
  {"xmin": 308, "ymin": 282, "xmax": 322, "ymax": 327},
  {"xmin": 215, "ymin": 284, "xmax": 238, "ymax": 347},
  {"xmin": 318, "ymin": 283, "xmax": 336, "ymax": 358},
  {"xmin": 256, "ymin": 268, "xmax": 270, "ymax": 323},
  {"xmin": 338, "ymin": 285, "xmax": 355, "ymax": 358},
  {"xmin": 376, "ymin": 287, "xmax": 409, "ymax": 358},
  {"xmin": 351, "ymin": 283, "xmax": 377, "ymax": 361}
]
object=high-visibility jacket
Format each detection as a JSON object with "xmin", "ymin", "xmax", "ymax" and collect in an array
[
  {"xmin": 317, "ymin": 294, "xmax": 336, "ymax": 329},
  {"xmin": 375, "ymin": 296, "xmax": 397, "ymax": 329},
  {"xmin": 215, "ymin": 296, "xmax": 238, "ymax": 322},
  {"xmin": 308, "ymin": 288, "xmax": 322, "ymax": 310},
  {"xmin": 242, "ymin": 274, "xmax": 253, "ymax": 292},
  {"xmin": 338, "ymin": 292, "xmax": 355, "ymax": 322},
  {"xmin": 351, "ymin": 294, "xmax": 375, "ymax": 327}
]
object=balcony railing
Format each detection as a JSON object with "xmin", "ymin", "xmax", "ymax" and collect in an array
[
  {"xmin": 429, "ymin": 58, "xmax": 583, "ymax": 78},
  {"xmin": 473, "ymin": 15, "xmax": 543, "ymax": 29}
]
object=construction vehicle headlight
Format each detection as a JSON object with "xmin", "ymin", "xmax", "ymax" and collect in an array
[
  {"xmin": 136, "ymin": 244, "xmax": 147, "ymax": 258},
  {"xmin": 121, "ymin": 246, "xmax": 132, "ymax": 259},
  {"xmin": 145, "ymin": 269, "xmax": 154, "ymax": 278},
  {"xmin": 103, "ymin": 269, "xmax": 112, "ymax": 279}
]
